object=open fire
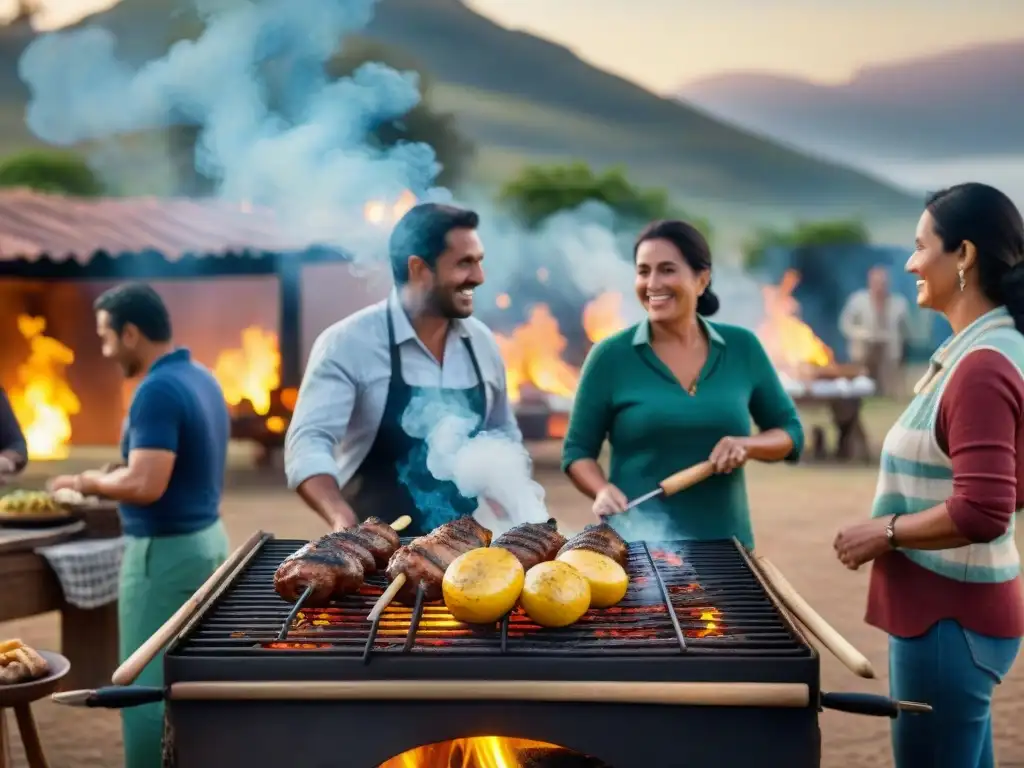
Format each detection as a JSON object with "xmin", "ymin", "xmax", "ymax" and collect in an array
[
  {"xmin": 212, "ymin": 326, "xmax": 282, "ymax": 418},
  {"xmin": 7, "ymin": 314, "xmax": 81, "ymax": 460},
  {"xmin": 378, "ymin": 736, "xmax": 570, "ymax": 768}
]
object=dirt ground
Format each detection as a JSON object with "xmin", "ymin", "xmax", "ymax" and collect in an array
[{"xmin": 4, "ymin": 434, "xmax": 1024, "ymax": 767}]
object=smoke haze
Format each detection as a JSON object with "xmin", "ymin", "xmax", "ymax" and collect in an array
[{"xmin": 17, "ymin": 0, "xmax": 764, "ymax": 531}]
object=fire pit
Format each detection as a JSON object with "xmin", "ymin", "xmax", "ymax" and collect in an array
[{"xmin": 56, "ymin": 532, "xmax": 929, "ymax": 767}]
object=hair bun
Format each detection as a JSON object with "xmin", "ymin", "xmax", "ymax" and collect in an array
[{"xmin": 697, "ymin": 286, "xmax": 720, "ymax": 317}]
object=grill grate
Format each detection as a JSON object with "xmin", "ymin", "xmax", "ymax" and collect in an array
[{"xmin": 170, "ymin": 537, "xmax": 810, "ymax": 660}]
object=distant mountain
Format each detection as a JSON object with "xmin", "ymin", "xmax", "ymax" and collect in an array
[
  {"xmin": 677, "ymin": 40, "xmax": 1024, "ymax": 161},
  {"xmin": 0, "ymin": 0, "xmax": 919, "ymax": 230}
]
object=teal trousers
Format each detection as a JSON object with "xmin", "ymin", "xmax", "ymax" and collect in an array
[{"xmin": 118, "ymin": 520, "xmax": 229, "ymax": 768}]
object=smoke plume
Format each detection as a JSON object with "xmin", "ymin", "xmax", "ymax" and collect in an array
[{"xmin": 17, "ymin": 0, "xmax": 764, "ymax": 534}]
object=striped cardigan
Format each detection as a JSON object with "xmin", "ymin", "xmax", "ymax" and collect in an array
[{"xmin": 871, "ymin": 306, "xmax": 1024, "ymax": 583}]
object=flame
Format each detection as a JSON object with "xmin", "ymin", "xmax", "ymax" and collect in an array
[
  {"xmin": 379, "ymin": 737, "xmax": 563, "ymax": 768},
  {"xmin": 757, "ymin": 270, "xmax": 833, "ymax": 374},
  {"xmin": 363, "ymin": 190, "xmax": 417, "ymax": 225},
  {"xmin": 495, "ymin": 292, "xmax": 626, "ymax": 403},
  {"xmin": 8, "ymin": 315, "xmax": 80, "ymax": 460},
  {"xmin": 212, "ymin": 326, "xmax": 281, "ymax": 415}
]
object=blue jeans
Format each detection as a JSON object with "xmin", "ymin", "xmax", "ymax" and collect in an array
[{"xmin": 889, "ymin": 619, "xmax": 1021, "ymax": 768}]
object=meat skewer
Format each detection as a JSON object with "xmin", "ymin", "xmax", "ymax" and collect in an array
[
  {"xmin": 492, "ymin": 518, "xmax": 566, "ymax": 572},
  {"xmin": 274, "ymin": 515, "xmax": 410, "ymax": 607},
  {"xmin": 367, "ymin": 516, "xmax": 493, "ymax": 621},
  {"xmin": 556, "ymin": 523, "xmax": 629, "ymax": 568}
]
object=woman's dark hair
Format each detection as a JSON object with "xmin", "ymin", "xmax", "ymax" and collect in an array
[
  {"xmin": 634, "ymin": 219, "xmax": 720, "ymax": 316},
  {"xmin": 926, "ymin": 183, "xmax": 1024, "ymax": 331}
]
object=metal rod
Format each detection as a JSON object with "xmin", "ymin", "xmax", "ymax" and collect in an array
[
  {"xmin": 500, "ymin": 611, "xmax": 510, "ymax": 654},
  {"xmin": 166, "ymin": 680, "xmax": 811, "ymax": 708},
  {"xmin": 623, "ymin": 488, "xmax": 662, "ymax": 512},
  {"xmin": 642, "ymin": 542, "xmax": 687, "ymax": 653},
  {"xmin": 277, "ymin": 584, "xmax": 313, "ymax": 642},
  {"xmin": 402, "ymin": 583, "xmax": 427, "ymax": 653},
  {"xmin": 362, "ymin": 609, "xmax": 383, "ymax": 664}
]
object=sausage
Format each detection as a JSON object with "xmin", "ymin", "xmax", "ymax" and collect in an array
[
  {"xmin": 385, "ymin": 516, "xmax": 493, "ymax": 603},
  {"xmin": 493, "ymin": 519, "xmax": 566, "ymax": 571}
]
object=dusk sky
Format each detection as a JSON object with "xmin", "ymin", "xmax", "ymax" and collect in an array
[{"xmin": 3, "ymin": 0, "xmax": 1023, "ymax": 93}]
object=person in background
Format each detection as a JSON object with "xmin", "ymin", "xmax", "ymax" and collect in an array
[
  {"xmin": 839, "ymin": 265, "xmax": 911, "ymax": 397},
  {"xmin": 0, "ymin": 387, "xmax": 28, "ymax": 483},
  {"xmin": 50, "ymin": 283, "xmax": 231, "ymax": 768},
  {"xmin": 561, "ymin": 219, "xmax": 804, "ymax": 549},
  {"xmin": 285, "ymin": 203, "xmax": 521, "ymax": 536},
  {"xmin": 833, "ymin": 183, "xmax": 1024, "ymax": 768}
]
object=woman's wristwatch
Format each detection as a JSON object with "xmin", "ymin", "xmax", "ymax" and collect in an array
[{"xmin": 885, "ymin": 515, "xmax": 899, "ymax": 549}]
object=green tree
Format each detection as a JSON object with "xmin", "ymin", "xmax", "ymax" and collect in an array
[
  {"xmin": 498, "ymin": 162, "xmax": 711, "ymax": 236},
  {"xmin": 326, "ymin": 40, "xmax": 474, "ymax": 188},
  {"xmin": 0, "ymin": 151, "xmax": 105, "ymax": 196},
  {"xmin": 742, "ymin": 218, "xmax": 869, "ymax": 269}
]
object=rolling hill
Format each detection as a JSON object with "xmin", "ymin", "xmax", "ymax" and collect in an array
[
  {"xmin": 0, "ymin": 0, "xmax": 921, "ymax": 233},
  {"xmin": 678, "ymin": 40, "xmax": 1024, "ymax": 162}
]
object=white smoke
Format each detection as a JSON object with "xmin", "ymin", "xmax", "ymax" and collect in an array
[{"xmin": 17, "ymin": 0, "xmax": 766, "ymax": 535}]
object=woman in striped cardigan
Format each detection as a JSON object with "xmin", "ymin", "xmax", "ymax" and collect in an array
[{"xmin": 834, "ymin": 182, "xmax": 1024, "ymax": 768}]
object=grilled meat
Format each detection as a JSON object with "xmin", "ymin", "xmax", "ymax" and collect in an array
[
  {"xmin": 273, "ymin": 517, "xmax": 402, "ymax": 606},
  {"xmin": 556, "ymin": 523, "xmax": 629, "ymax": 568},
  {"xmin": 493, "ymin": 519, "xmax": 566, "ymax": 571},
  {"xmin": 386, "ymin": 516, "xmax": 494, "ymax": 604}
]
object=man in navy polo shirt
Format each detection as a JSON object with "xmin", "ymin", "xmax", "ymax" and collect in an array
[{"xmin": 51, "ymin": 283, "xmax": 230, "ymax": 768}]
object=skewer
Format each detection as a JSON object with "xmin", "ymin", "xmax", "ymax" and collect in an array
[
  {"xmin": 277, "ymin": 515, "xmax": 412, "ymax": 643},
  {"xmin": 277, "ymin": 585, "xmax": 313, "ymax": 641},
  {"xmin": 402, "ymin": 583, "xmax": 428, "ymax": 652}
]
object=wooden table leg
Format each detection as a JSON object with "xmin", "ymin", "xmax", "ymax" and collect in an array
[
  {"xmin": 0, "ymin": 709, "xmax": 11, "ymax": 768},
  {"xmin": 13, "ymin": 704, "xmax": 48, "ymax": 768},
  {"xmin": 61, "ymin": 602, "xmax": 120, "ymax": 690}
]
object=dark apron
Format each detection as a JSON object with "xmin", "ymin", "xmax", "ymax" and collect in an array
[{"xmin": 341, "ymin": 310, "xmax": 487, "ymax": 537}]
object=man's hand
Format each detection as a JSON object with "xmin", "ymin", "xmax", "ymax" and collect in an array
[
  {"xmin": 709, "ymin": 437, "xmax": 748, "ymax": 474},
  {"xmin": 48, "ymin": 474, "xmax": 82, "ymax": 493},
  {"xmin": 0, "ymin": 455, "xmax": 16, "ymax": 476},
  {"xmin": 327, "ymin": 503, "xmax": 358, "ymax": 532}
]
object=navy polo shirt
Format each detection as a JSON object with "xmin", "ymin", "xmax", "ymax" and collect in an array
[{"xmin": 118, "ymin": 348, "xmax": 229, "ymax": 538}]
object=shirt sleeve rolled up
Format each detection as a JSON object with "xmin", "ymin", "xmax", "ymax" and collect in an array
[
  {"xmin": 745, "ymin": 332, "xmax": 805, "ymax": 462},
  {"xmin": 284, "ymin": 328, "xmax": 358, "ymax": 490}
]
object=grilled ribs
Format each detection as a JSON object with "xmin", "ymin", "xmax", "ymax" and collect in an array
[
  {"xmin": 386, "ymin": 516, "xmax": 493, "ymax": 604},
  {"xmin": 492, "ymin": 519, "xmax": 566, "ymax": 572},
  {"xmin": 556, "ymin": 523, "xmax": 629, "ymax": 568},
  {"xmin": 273, "ymin": 517, "xmax": 402, "ymax": 606}
]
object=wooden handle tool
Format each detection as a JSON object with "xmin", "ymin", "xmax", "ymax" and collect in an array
[{"xmin": 622, "ymin": 460, "xmax": 715, "ymax": 511}]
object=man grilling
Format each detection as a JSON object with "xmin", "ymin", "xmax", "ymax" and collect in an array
[{"xmin": 285, "ymin": 202, "xmax": 522, "ymax": 536}]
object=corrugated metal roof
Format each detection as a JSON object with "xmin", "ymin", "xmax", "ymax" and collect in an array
[{"xmin": 0, "ymin": 188, "xmax": 315, "ymax": 261}]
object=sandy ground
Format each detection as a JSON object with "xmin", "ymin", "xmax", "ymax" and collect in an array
[{"xmin": 3, "ymin": 436, "xmax": 1024, "ymax": 767}]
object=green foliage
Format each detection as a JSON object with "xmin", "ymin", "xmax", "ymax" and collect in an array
[
  {"xmin": 327, "ymin": 40, "xmax": 474, "ymax": 188},
  {"xmin": 498, "ymin": 162, "xmax": 711, "ymax": 236},
  {"xmin": 742, "ymin": 218, "xmax": 870, "ymax": 269},
  {"xmin": 0, "ymin": 151, "xmax": 104, "ymax": 196}
]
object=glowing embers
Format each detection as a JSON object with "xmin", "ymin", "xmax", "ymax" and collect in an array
[{"xmin": 378, "ymin": 737, "xmax": 610, "ymax": 768}]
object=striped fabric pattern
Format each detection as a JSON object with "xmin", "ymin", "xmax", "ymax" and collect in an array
[{"xmin": 871, "ymin": 306, "xmax": 1024, "ymax": 583}]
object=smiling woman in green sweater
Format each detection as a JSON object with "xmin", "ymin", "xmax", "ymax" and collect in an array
[{"xmin": 561, "ymin": 220, "xmax": 805, "ymax": 549}]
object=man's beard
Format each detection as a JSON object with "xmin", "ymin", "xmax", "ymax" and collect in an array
[
  {"xmin": 121, "ymin": 357, "xmax": 143, "ymax": 378},
  {"xmin": 428, "ymin": 283, "xmax": 473, "ymax": 319}
]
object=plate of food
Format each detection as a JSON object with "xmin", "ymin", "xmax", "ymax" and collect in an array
[
  {"xmin": 0, "ymin": 490, "xmax": 74, "ymax": 528},
  {"xmin": 0, "ymin": 640, "xmax": 70, "ymax": 707}
]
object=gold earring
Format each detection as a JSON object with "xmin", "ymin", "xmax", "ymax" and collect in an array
[{"xmin": 958, "ymin": 267, "xmax": 966, "ymax": 292}]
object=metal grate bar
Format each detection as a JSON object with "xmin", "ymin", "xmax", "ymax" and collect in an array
[{"xmin": 171, "ymin": 538, "xmax": 810, "ymax": 660}]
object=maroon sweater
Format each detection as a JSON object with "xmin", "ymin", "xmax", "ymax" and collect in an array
[{"xmin": 866, "ymin": 349, "xmax": 1024, "ymax": 639}]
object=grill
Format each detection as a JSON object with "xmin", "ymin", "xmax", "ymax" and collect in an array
[{"xmin": 57, "ymin": 531, "xmax": 931, "ymax": 768}]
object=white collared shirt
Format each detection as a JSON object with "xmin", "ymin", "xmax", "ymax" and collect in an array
[{"xmin": 284, "ymin": 289, "xmax": 522, "ymax": 490}]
